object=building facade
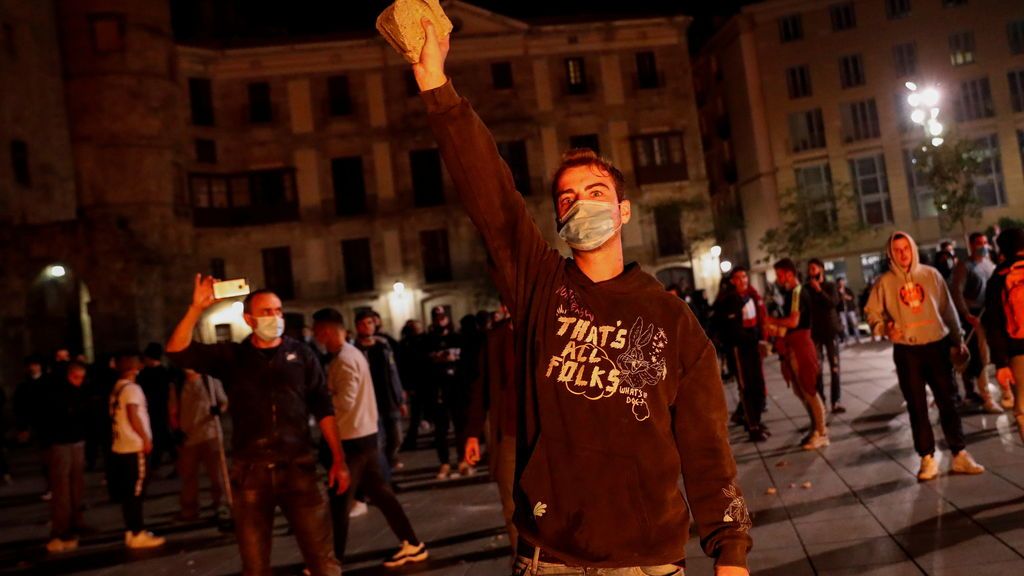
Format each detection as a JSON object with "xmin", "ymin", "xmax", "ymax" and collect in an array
[
  {"xmin": 698, "ymin": 0, "xmax": 1024, "ymax": 291},
  {"xmin": 0, "ymin": 0, "xmax": 715, "ymax": 386}
]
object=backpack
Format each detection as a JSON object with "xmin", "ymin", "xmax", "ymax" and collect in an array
[{"xmin": 1004, "ymin": 261, "xmax": 1024, "ymax": 339}]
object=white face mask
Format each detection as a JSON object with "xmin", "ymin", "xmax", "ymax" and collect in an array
[
  {"xmin": 253, "ymin": 316, "xmax": 285, "ymax": 342},
  {"xmin": 557, "ymin": 200, "xmax": 622, "ymax": 252}
]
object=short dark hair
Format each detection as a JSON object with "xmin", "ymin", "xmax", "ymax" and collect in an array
[
  {"xmin": 67, "ymin": 361, "xmax": 88, "ymax": 373},
  {"xmin": 968, "ymin": 232, "xmax": 986, "ymax": 244},
  {"xmin": 939, "ymin": 240, "xmax": 952, "ymax": 250},
  {"xmin": 997, "ymin": 227, "xmax": 1024, "ymax": 256},
  {"xmin": 312, "ymin": 308, "xmax": 345, "ymax": 326},
  {"xmin": 807, "ymin": 258, "xmax": 825, "ymax": 269},
  {"xmin": 243, "ymin": 289, "xmax": 278, "ymax": 314},
  {"xmin": 143, "ymin": 342, "xmax": 163, "ymax": 360},
  {"xmin": 729, "ymin": 265, "xmax": 748, "ymax": 278},
  {"xmin": 355, "ymin": 309, "xmax": 376, "ymax": 323},
  {"xmin": 773, "ymin": 258, "xmax": 797, "ymax": 273},
  {"xmin": 550, "ymin": 149, "xmax": 626, "ymax": 206}
]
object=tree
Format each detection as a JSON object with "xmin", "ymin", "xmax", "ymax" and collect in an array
[
  {"xmin": 910, "ymin": 136, "xmax": 986, "ymax": 244},
  {"xmin": 758, "ymin": 181, "xmax": 861, "ymax": 263}
]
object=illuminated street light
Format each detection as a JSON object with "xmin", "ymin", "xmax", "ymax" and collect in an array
[
  {"xmin": 48, "ymin": 265, "xmax": 66, "ymax": 278},
  {"xmin": 921, "ymin": 88, "xmax": 940, "ymax": 107},
  {"xmin": 906, "ymin": 83, "xmax": 944, "ymax": 146},
  {"xmin": 910, "ymin": 109, "xmax": 926, "ymax": 124},
  {"xmin": 927, "ymin": 120, "xmax": 943, "ymax": 136},
  {"xmin": 905, "ymin": 81, "xmax": 917, "ymax": 91},
  {"xmin": 710, "ymin": 245, "xmax": 722, "ymax": 258},
  {"xmin": 720, "ymin": 260, "xmax": 733, "ymax": 274},
  {"xmin": 393, "ymin": 281, "xmax": 406, "ymax": 295},
  {"xmin": 931, "ymin": 137, "xmax": 944, "ymax": 147}
]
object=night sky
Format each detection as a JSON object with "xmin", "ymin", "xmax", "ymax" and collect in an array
[{"xmin": 170, "ymin": 0, "xmax": 757, "ymax": 50}]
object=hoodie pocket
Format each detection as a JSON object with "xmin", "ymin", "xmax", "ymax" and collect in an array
[{"xmin": 518, "ymin": 436, "xmax": 651, "ymax": 561}]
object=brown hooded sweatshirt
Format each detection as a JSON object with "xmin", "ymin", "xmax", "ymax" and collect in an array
[
  {"xmin": 865, "ymin": 231, "xmax": 963, "ymax": 345},
  {"xmin": 423, "ymin": 81, "xmax": 751, "ymax": 569}
]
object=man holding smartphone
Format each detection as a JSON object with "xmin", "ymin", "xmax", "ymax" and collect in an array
[{"xmin": 166, "ymin": 275, "xmax": 348, "ymax": 576}]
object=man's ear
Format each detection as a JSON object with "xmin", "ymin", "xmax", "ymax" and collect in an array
[{"xmin": 619, "ymin": 199, "xmax": 631, "ymax": 225}]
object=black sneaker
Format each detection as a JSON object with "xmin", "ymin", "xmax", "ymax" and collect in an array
[
  {"xmin": 832, "ymin": 404, "xmax": 847, "ymax": 414},
  {"xmin": 749, "ymin": 429, "xmax": 769, "ymax": 443}
]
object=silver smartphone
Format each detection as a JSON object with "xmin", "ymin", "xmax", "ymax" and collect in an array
[{"xmin": 213, "ymin": 278, "xmax": 250, "ymax": 300}]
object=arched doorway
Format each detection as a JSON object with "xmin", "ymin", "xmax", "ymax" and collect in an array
[{"xmin": 26, "ymin": 264, "xmax": 93, "ymax": 362}]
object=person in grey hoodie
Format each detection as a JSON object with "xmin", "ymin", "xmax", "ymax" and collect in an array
[{"xmin": 866, "ymin": 231, "xmax": 986, "ymax": 481}]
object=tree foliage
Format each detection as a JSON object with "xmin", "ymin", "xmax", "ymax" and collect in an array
[
  {"xmin": 910, "ymin": 136, "xmax": 986, "ymax": 242},
  {"xmin": 758, "ymin": 181, "xmax": 861, "ymax": 263}
]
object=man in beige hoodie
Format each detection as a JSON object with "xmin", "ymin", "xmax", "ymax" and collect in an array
[{"xmin": 866, "ymin": 232, "xmax": 985, "ymax": 480}]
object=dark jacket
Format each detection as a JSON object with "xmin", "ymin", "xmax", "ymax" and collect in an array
[
  {"xmin": 167, "ymin": 336, "xmax": 333, "ymax": 463},
  {"xmin": 466, "ymin": 319, "xmax": 517, "ymax": 442},
  {"xmin": 805, "ymin": 280, "xmax": 842, "ymax": 341},
  {"xmin": 14, "ymin": 374, "xmax": 49, "ymax": 442},
  {"xmin": 983, "ymin": 254, "xmax": 1024, "ymax": 368},
  {"xmin": 712, "ymin": 287, "xmax": 765, "ymax": 349},
  {"xmin": 46, "ymin": 380, "xmax": 90, "ymax": 445},
  {"xmin": 354, "ymin": 337, "xmax": 405, "ymax": 415},
  {"xmin": 424, "ymin": 81, "xmax": 750, "ymax": 569}
]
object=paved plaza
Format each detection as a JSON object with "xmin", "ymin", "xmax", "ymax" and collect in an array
[{"xmin": 1, "ymin": 342, "xmax": 1023, "ymax": 575}]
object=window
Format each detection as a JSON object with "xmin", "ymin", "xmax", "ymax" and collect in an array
[
  {"xmin": 214, "ymin": 324, "xmax": 233, "ymax": 343},
  {"xmin": 210, "ymin": 258, "xmax": 226, "ymax": 279},
  {"xmin": 943, "ymin": 0, "xmax": 967, "ymax": 6},
  {"xmin": 410, "ymin": 149, "xmax": 445, "ymax": 207},
  {"xmin": 491, "ymin": 61, "xmax": 513, "ymax": 89},
  {"xmin": 903, "ymin": 149, "xmax": 937, "ymax": 219},
  {"xmin": 839, "ymin": 54, "xmax": 865, "ymax": 88},
  {"xmin": 636, "ymin": 51, "xmax": 659, "ymax": 89},
  {"xmin": 195, "ymin": 139, "xmax": 216, "ymax": 164},
  {"xmin": 261, "ymin": 246, "xmax": 295, "ymax": 300},
  {"xmin": 1009, "ymin": 69, "xmax": 1024, "ymax": 112},
  {"xmin": 248, "ymin": 82, "xmax": 272, "ymax": 123},
  {"xmin": 886, "ymin": 0, "xmax": 911, "ymax": 19},
  {"xmin": 189, "ymin": 168, "xmax": 298, "ymax": 227},
  {"xmin": 971, "ymin": 134, "xmax": 1004, "ymax": 207},
  {"xmin": 954, "ymin": 77, "xmax": 995, "ymax": 121},
  {"xmin": 331, "ymin": 156, "xmax": 367, "ymax": 216},
  {"xmin": 778, "ymin": 14, "xmax": 803, "ymax": 43},
  {"xmin": 341, "ymin": 238, "xmax": 375, "ymax": 293},
  {"xmin": 840, "ymin": 99, "xmax": 880, "ymax": 142},
  {"xmin": 893, "ymin": 43, "xmax": 917, "ymax": 77},
  {"xmin": 830, "ymin": 3, "xmax": 856, "ymax": 31},
  {"xmin": 1010, "ymin": 20, "xmax": 1024, "ymax": 55},
  {"xmin": 327, "ymin": 75, "xmax": 352, "ymax": 117},
  {"xmin": 188, "ymin": 77, "xmax": 214, "ymax": 126},
  {"xmin": 569, "ymin": 134, "xmax": 601, "ymax": 156},
  {"xmin": 848, "ymin": 154, "xmax": 892, "ymax": 225},
  {"xmin": 497, "ymin": 140, "xmax": 531, "ymax": 195},
  {"xmin": 1018, "ymin": 131, "xmax": 1024, "ymax": 176},
  {"xmin": 654, "ymin": 204, "xmax": 685, "ymax": 256},
  {"xmin": 632, "ymin": 133, "xmax": 688, "ymax": 185},
  {"xmin": 949, "ymin": 31, "xmax": 975, "ymax": 67},
  {"xmin": 420, "ymin": 229, "xmax": 453, "ymax": 283},
  {"xmin": 89, "ymin": 13, "xmax": 125, "ymax": 53},
  {"xmin": 786, "ymin": 65, "xmax": 812, "ymax": 98},
  {"xmin": 10, "ymin": 139, "xmax": 29, "ymax": 186},
  {"xmin": 788, "ymin": 109, "xmax": 826, "ymax": 152},
  {"xmin": 794, "ymin": 163, "xmax": 837, "ymax": 232},
  {"xmin": 565, "ymin": 57, "xmax": 587, "ymax": 94}
]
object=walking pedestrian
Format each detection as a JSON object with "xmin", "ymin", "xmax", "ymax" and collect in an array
[
  {"xmin": 109, "ymin": 353, "xmax": 166, "ymax": 549},
  {"xmin": 353, "ymin": 311, "xmax": 406, "ymax": 472},
  {"xmin": 423, "ymin": 306, "xmax": 463, "ymax": 479},
  {"xmin": 465, "ymin": 306, "xmax": 518, "ymax": 553},
  {"xmin": 415, "ymin": 21, "xmax": 750, "ymax": 574},
  {"xmin": 865, "ymin": 231, "xmax": 986, "ymax": 480},
  {"xmin": 167, "ymin": 279, "xmax": 347, "ymax": 576},
  {"xmin": 173, "ymin": 369, "xmax": 229, "ymax": 521},
  {"xmin": 766, "ymin": 258, "xmax": 829, "ymax": 450},
  {"xmin": 806, "ymin": 259, "xmax": 845, "ymax": 414},
  {"xmin": 951, "ymin": 232, "xmax": 1001, "ymax": 412},
  {"xmin": 312, "ymin": 308, "xmax": 428, "ymax": 568},
  {"xmin": 44, "ymin": 362, "xmax": 89, "ymax": 553},
  {"xmin": 984, "ymin": 227, "xmax": 1024, "ymax": 440},
  {"xmin": 836, "ymin": 277, "xmax": 861, "ymax": 345},
  {"xmin": 712, "ymin": 267, "xmax": 771, "ymax": 442}
]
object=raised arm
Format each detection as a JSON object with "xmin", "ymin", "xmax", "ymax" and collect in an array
[
  {"xmin": 166, "ymin": 275, "xmax": 233, "ymax": 378},
  {"xmin": 167, "ymin": 274, "xmax": 217, "ymax": 353},
  {"xmin": 415, "ymin": 19, "xmax": 557, "ymax": 315}
]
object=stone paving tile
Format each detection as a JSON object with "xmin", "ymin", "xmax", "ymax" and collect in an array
[{"xmin": 4, "ymin": 343, "xmax": 1024, "ymax": 575}]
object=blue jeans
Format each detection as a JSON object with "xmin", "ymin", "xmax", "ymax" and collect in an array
[{"xmin": 513, "ymin": 557, "xmax": 683, "ymax": 576}]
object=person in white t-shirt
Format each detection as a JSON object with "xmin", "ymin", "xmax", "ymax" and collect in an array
[{"xmin": 109, "ymin": 353, "xmax": 165, "ymax": 549}]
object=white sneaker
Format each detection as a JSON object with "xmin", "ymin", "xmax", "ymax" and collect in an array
[
  {"xmin": 348, "ymin": 501, "xmax": 368, "ymax": 518},
  {"xmin": 458, "ymin": 462, "xmax": 475, "ymax": 477},
  {"xmin": 982, "ymin": 400, "xmax": 1004, "ymax": 414},
  {"xmin": 383, "ymin": 540, "xmax": 429, "ymax": 568},
  {"xmin": 436, "ymin": 464, "xmax": 451, "ymax": 480},
  {"xmin": 801, "ymin": 431, "xmax": 830, "ymax": 450},
  {"xmin": 917, "ymin": 454, "xmax": 939, "ymax": 481},
  {"xmin": 951, "ymin": 450, "xmax": 985, "ymax": 475},
  {"xmin": 126, "ymin": 531, "xmax": 166, "ymax": 549}
]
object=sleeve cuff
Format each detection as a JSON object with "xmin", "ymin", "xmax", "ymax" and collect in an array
[
  {"xmin": 715, "ymin": 543, "xmax": 749, "ymax": 570},
  {"xmin": 420, "ymin": 78, "xmax": 460, "ymax": 114}
]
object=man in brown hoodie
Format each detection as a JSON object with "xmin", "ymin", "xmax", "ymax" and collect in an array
[{"xmin": 413, "ymin": 19, "xmax": 750, "ymax": 576}]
